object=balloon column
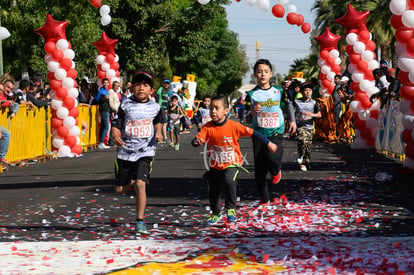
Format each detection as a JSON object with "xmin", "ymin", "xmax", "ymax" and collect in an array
[
  {"xmin": 92, "ymin": 32, "xmax": 120, "ymax": 88},
  {"xmin": 389, "ymin": 0, "xmax": 414, "ymax": 170},
  {"xmin": 336, "ymin": 4, "xmax": 380, "ymax": 149},
  {"xmin": 35, "ymin": 14, "xmax": 82, "ymax": 157},
  {"xmin": 314, "ymin": 27, "xmax": 342, "ymax": 97},
  {"xmin": 271, "ymin": 0, "xmax": 311, "ymax": 33}
]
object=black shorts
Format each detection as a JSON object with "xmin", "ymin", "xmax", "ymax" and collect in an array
[
  {"xmin": 160, "ymin": 110, "xmax": 168, "ymax": 124},
  {"xmin": 114, "ymin": 157, "xmax": 154, "ymax": 186}
]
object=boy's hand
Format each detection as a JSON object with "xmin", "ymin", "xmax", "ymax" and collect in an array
[
  {"xmin": 191, "ymin": 138, "xmax": 202, "ymax": 147},
  {"xmin": 111, "ymin": 128, "xmax": 124, "ymax": 147},
  {"xmin": 251, "ymin": 104, "xmax": 262, "ymax": 116},
  {"xmin": 155, "ymin": 133, "xmax": 163, "ymax": 142},
  {"xmin": 267, "ymin": 141, "xmax": 277, "ymax": 153}
]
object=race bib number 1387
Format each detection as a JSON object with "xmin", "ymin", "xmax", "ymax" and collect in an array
[
  {"xmin": 125, "ymin": 119, "xmax": 152, "ymax": 138},
  {"xmin": 257, "ymin": 112, "xmax": 280, "ymax": 128}
]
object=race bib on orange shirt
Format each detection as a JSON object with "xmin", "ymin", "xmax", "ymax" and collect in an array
[
  {"xmin": 209, "ymin": 145, "xmax": 235, "ymax": 165},
  {"xmin": 257, "ymin": 112, "xmax": 280, "ymax": 128},
  {"xmin": 125, "ymin": 119, "xmax": 152, "ymax": 138},
  {"xmin": 202, "ymin": 115, "xmax": 212, "ymax": 125}
]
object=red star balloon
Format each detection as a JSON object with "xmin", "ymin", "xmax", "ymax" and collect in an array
[
  {"xmin": 92, "ymin": 32, "xmax": 118, "ymax": 55},
  {"xmin": 35, "ymin": 14, "xmax": 68, "ymax": 42},
  {"xmin": 315, "ymin": 27, "xmax": 341, "ymax": 50},
  {"xmin": 335, "ymin": 4, "xmax": 369, "ymax": 34}
]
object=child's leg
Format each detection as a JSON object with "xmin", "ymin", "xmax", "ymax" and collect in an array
[
  {"xmin": 223, "ymin": 167, "xmax": 239, "ymax": 210},
  {"xmin": 297, "ymin": 127, "xmax": 306, "ymax": 158},
  {"xmin": 133, "ymin": 179, "xmax": 146, "ymax": 220},
  {"xmin": 208, "ymin": 169, "xmax": 223, "ymax": 214},
  {"xmin": 302, "ymin": 129, "xmax": 313, "ymax": 165},
  {"xmin": 252, "ymin": 138, "xmax": 270, "ymax": 203}
]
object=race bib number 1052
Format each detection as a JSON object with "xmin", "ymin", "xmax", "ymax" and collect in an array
[{"xmin": 125, "ymin": 119, "xmax": 152, "ymax": 138}]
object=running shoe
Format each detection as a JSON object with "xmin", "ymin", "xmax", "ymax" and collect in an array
[
  {"xmin": 271, "ymin": 171, "xmax": 281, "ymax": 184},
  {"xmin": 98, "ymin": 143, "xmax": 110, "ymax": 149},
  {"xmin": 300, "ymin": 165, "xmax": 307, "ymax": 171},
  {"xmin": 206, "ymin": 213, "xmax": 222, "ymax": 225},
  {"xmin": 135, "ymin": 221, "xmax": 148, "ymax": 234},
  {"xmin": 174, "ymin": 144, "xmax": 180, "ymax": 151},
  {"xmin": 226, "ymin": 208, "xmax": 236, "ymax": 222},
  {"xmin": 297, "ymin": 155, "xmax": 304, "ymax": 164}
]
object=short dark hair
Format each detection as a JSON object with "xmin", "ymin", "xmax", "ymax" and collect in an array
[
  {"xmin": 19, "ymin": 79, "xmax": 31, "ymax": 90},
  {"xmin": 102, "ymin": 78, "xmax": 109, "ymax": 83},
  {"xmin": 202, "ymin": 95, "xmax": 212, "ymax": 100},
  {"xmin": 131, "ymin": 70, "xmax": 154, "ymax": 87},
  {"xmin": 170, "ymin": 95, "xmax": 178, "ymax": 101},
  {"xmin": 211, "ymin": 94, "xmax": 229, "ymax": 108},
  {"xmin": 253, "ymin": 59, "xmax": 273, "ymax": 73}
]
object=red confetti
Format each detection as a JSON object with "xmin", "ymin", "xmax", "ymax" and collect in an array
[
  {"xmin": 106, "ymin": 259, "xmax": 114, "ymax": 264},
  {"xmin": 262, "ymin": 254, "xmax": 269, "ymax": 262}
]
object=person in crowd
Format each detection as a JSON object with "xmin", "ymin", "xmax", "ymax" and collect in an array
[
  {"xmin": 155, "ymin": 79, "xmax": 171, "ymax": 142},
  {"xmin": 0, "ymin": 125, "xmax": 11, "ymax": 164},
  {"xmin": 192, "ymin": 94, "xmax": 277, "ymax": 225},
  {"xmin": 244, "ymin": 59, "xmax": 296, "ymax": 207},
  {"xmin": 110, "ymin": 70, "xmax": 162, "ymax": 235},
  {"xmin": 0, "ymin": 83, "xmax": 19, "ymax": 119},
  {"xmin": 14, "ymin": 79, "xmax": 35, "ymax": 108},
  {"xmin": 96, "ymin": 78, "xmax": 111, "ymax": 149},
  {"xmin": 373, "ymin": 68, "xmax": 390, "ymax": 91},
  {"xmin": 3, "ymin": 79, "xmax": 16, "ymax": 100},
  {"xmin": 26, "ymin": 81, "xmax": 50, "ymax": 108},
  {"xmin": 122, "ymin": 85, "xmax": 131, "ymax": 101},
  {"xmin": 109, "ymin": 80, "xmax": 121, "ymax": 114},
  {"xmin": 336, "ymin": 84, "xmax": 355, "ymax": 143},
  {"xmin": 194, "ymin": 95, "xmax": 212, "ymax": 131},
  {"xmin": 167, "ymin": 95, "xmax": 185, "ymax": 151},
  {"xmin": 386, "ymin": 68, "xmax": 401, "ymax": 99},
  {"xmin": 233, "ymin": 97, "xmax": 245, "ymax": 123},
  {"xmin": 333, "ymin": 76, "xmax": 349, "ymax": 124},
  {"xmin": 294, "ymin": 83, "xmax": 322, "ymax": 171}
]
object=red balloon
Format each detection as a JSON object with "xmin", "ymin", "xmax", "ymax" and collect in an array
[
  {"xmin": 90, "ymin": 0, "xmax": 101, "ymax": 8},
  {"xmin": 326, "ymin": 57, "xmax": 335, "ymax": 67},
  {"xmin": 97, "ymin": 70, "xmax": 106, "ymax": 80},
  {"xmin": 301, "ymin": 22, "xmax": 311, "ymax": 33},
  {"xmin": 71, "ymin": 145, "xmax": 83, "ymax": 156},
  {"xmin": 115, "ymin": 71, "xmax": 121, "ymax": 77},
  {"xmin": 318, "ymin": 73, "xmax": 327, "ymax": 81},
  {"xmin": 350, "ymin": 82, "xmax": 359, "ymax": 92},
  {"xmin": 407, "ymin": 38, "xmax": 414, "ymax": 55},
  {"xmin": 358, "ymin": 30, "xmax": 370, "ymax": 42},
  {"xmin": 346, "ymin": 45, "xmax": 355, "ymax": 55},
  {"xmin": 47, "ymin": 72, "xmax": 56, "ymax": 81},
  {"xmin": 357, "ymin": 60, "xmax": 368, "ymax": 73},
  {"xmin": 93, "ymin": 32, "xmax": 118, "ymax": 55},
  {"xmin": 319, "ymin": 49, "xmax": 329, "ymax": 60},
  {"xmin": 35, "ymin": 14, "xmax": 68, "ymax": 42},
  {"xmin": 365, "ymin": 40, "xmax": 376, "ymax": 51},
  {"xmin": 315, "ymin": 27, "xmax": 341, "ymax": 50},
  {"xmin": 286, "ymin": 13, "xmax": 298, "ymax": 25},
  {"xmin": 370, "ymin": 110, "xmax": 378, "ymax": 119},
  {"xmin": 366, "ymin": 138, "xmax": 375, "ymax": 146},
  {"xmin": 44, "ymin": 42, "xmax": 56, "ymax": 55},
  {"xmin": 57, "ymin": 126, "xmax": 69, "ymax": 138},
  {"xmin": 411, "ymin": 98, "xmax": 414, "ymax": 112},
  {"xmin": 64, "ymin": 135, "xmax": 77, "ymax": 148},
  {"xmin": 296, "ymin": 14, "xmax": 304, "ymax": 26},
  {"xmin": 398, "ymin": 71, "xmax": 411, "ymax": 85},
  {"xmin": 353, "ymin": 117, "xmax": 366, "ymax": 130},
  {"xmin": 349, "ymin": 54, "xmax": 361, "ymax": 64},
  {"xmin": 402, "ymin": 129, "xmax": 414, "ymax": 143},
  {"xmin": 50, "ymin": 79, "xmax": 62, "ymax": 90},
  {"xmin": 52, "ymin": 49, "xmax": 64, "ymax": 62},
  {"xmin": 408, "ymin": 0, "xmax": 414, "ymax": 9},
  {"xmin": 390, "ymin": 15, "xmax": 403, "ymax": 29},
  {"xmin": 105, "ymin": 53, "xmax": 115, "ymax": 64},
  {"xmin": 400, "ymin": 85, "xmax": 414, "ymax": 100},
  {"xmin": 60, "ymin": 58, "xmax": 72, "ymax": 71},
  {"xmin": 56, "ymin": 87, "xmax": 68, "ymax": 99},
  {"xmin": 271, "ymin": 4, "xmax": 285, "ymax": 18},
  {"xmin": 405, "ymin": 143, "xmax": 414, "ymax": 158},
  {"xmin": 69, "ymin": 107, "xmax": 79, "ymax": 118},
  {"xmin": 396, "ymin": 29, "xmax": 413, "ymax": 43},
  {"xmin": 51, "ymin": 117, "xmax": 63, "ymax": 129},
  {"xmin": 335, "ymin": 4, "xmax": 369, "ymax": 34},
  {"xmin": 322, "ymin": 79, "xmax": 332, "ymax": 89},
  {"xmin": 332, "ymin": 64, "xmax": 341, "ymax": 74},
  {"xmin": 67, "ymin": 68, "xmax": 78, "ymax": 79},
  {"xmin": 63, "ymin": 96, "xmax": 75, "ymax": 109},
  {"xmin": 360, "ymin": 128, "xmax": 373, "ymax": 139},
  {"xmin": 110, "ymin": 62, "xmax": 120, "ymax": 71}
]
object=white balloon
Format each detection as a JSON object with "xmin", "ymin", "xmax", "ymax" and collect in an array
[
  {"xmin": 352, "ymin": 72, "xmax": 364, "ymax": 83},
  {"xmin": 101, "ymin": 62, "xmax": 110, "ymax": 71},
  {"xmin": 403, "ymin": 115, "xmax": 414, "ymax": 129},
  {"xmin": 44, "ymin": 54, "xmax": 52, "ymax": 64},
  {"xmin": 198, "ymin": 0, "xmax": 211, "ymax": 3},
  {"xmin": 106, "ymin": 69, "xmax": 116, "ymax": 78},
  {"xmin": 327, "ymin": 71, "xmax": 336, "ymax": 81},
  {"xmin": 0, "ymin": 26, "xmax": 11, "ymax": 40},
  {"xmin": 348, "ymin": 64, "xmax": 357, "ymax": 74},
  {"xmin": 349, "ymin": 100, "xmax": 362, "ymax": 112},
  {"xmin": 51, "ymin": 99, "xmax": 63, "ymax": 110},
  {"xmin": 101, "ymin": 15, "xmax": 112, "ymax": 26},
  {"xmin": 68, "ymin": 88, "xmax": 79, "ymax": 98},
  {"xmin": 319, "ymin": 88, "xmax": 327, "ymax": 95},
  {"xmin": 358, "ymin": 109, "xmax": 370, "ymax": 121},
  {"xmin": 369, "ymin": 99, "xmax": 380, "ymax": 110},
  {"xmin": 361, "ymin": 50, "xmax": 374, "ymax": 61},
  {"xmin": 257, "ymin": 0, "xmax": 270, "ymax": 11},
  {"xmin": 64, "ymin": 49, "xmax": 75, "ymax": 60},
  {"xmin": 286, "ymin": 4, "xmax": 297, "ymax": 13},
  {"xmin": 62, "ymin": 78, "xmax": 75, "ymax": 90},
  {"xmin": 57, "ymin": 107, "xmax": 69, "ymax": 119},
  {"xmin": 321, "ymin": 65, "xmax": 331, "ymax": 74},
  {"xmin": 245, "ymin": 0, "xmax": 256, "ymax": 6},
  {"xmin": 398, "ymin": 56, "xmax": 414, "ymax": 71},
  {"xmin": 47, "ymin": 61, "xmax": 60, "ymax": 72},
  {"xmin": 346, "ymin": 33, "xmax": 358, "ymax": 45},
  {"xmin": 335, "ymin": 57, "xmax": 342, "ymax": 65},
  {"xmin": 52, "ymin": 137, "xmax": 64, "ymax": 148},
  {"xmin": 368, "ymin": 60, "xmax": 379, "ymax": 70},
  {"xmin": 111, "ymin": 77, "xmax": 121, "ymax": 84},
  {"xmin": 278, "ymin": 0, "xmax": 288, "ymax": 5},
  {"xmin": 408, "ymin": 70, "xmax": 414, "ymax": 83},
  {"xmin": 359, "ymin": 79, "xmax": 371, "ymax": 91},
  {"xmin": 56, "ymin": 39, "xmax": 69, "ymax": 51},
  {"xmin": 55, "ymin": 68, "xmax": 67, "ymax": 81},
  {"xmin": 114, "ymin": 54, "xmax": 119, "ymax": 62},
  {"xmin": 58, "ymin": 145, "xmax": 71, "ymax": 157},
  {"xmin": 69, "ymin": 126, "xmax": 81, "ymax": 137},
  {"xmin": 400, "ymin": 99, "xmax": 413, "ymax": 114},
  {"xmin": 329, "ymin": 49, "xmax": 340, "ymax": 59},
  {"xmin": 396, "ymin": 42, "xmax": 407, "ymax": 56},
  {"xmin": 402, "ymin": 10, "xmax": 414, "ymax": 28},
  {"xmin": 71, "ymin": 61, "xmax": 76, "ymax": 69},
  {"xmin": 99, "ymin": 5, "xmax": 110, "ymax": 16},
  {"xmin": 390, "ymin": 0, "xmax": 408, "ymax": 15},
  {"xmin": 317, "ymin": 58, "xmax": 326, "ymax": 67},
  {"xmin": 63, "ymin": 116, "xmax": 76, "ymax": 128},
  {"xmin": 76, "ymin": 137, "xmax": 81, "ymax": 145},
  {"xmin": 353, "ymin": 42, "xmax": 366, "ymax": 54}
]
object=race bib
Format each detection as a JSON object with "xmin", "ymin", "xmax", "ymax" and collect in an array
[
  {"xmin": 125, "ymin": 119, "xmax": 152, "ymax": 138},
  {"xmin": 202, "ymin": 115, "xmax": 212, "ymax": 125},
  {"xmin": 209, "ymin": 145, "xmax": 235, "ymax": 165},
  {"xmin": 299, "ymin": 111, "xmax": 310, "ymax": 120},
  {"xmin": 257, "ymin": 112, "xmax": 280, "ymax": 128}
]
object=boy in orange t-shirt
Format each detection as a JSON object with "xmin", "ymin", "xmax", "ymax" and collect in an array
[{"xmin": 192, "ymin": 95, "xmax": 277, "ymax": 225}]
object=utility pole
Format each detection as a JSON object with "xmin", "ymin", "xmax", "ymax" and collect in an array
[{"xmin": 256, "ymin": 41, "xmax": 260, "ymax": 60}]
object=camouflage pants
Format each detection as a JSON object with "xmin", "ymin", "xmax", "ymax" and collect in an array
[{"xmin": 297, "ymin": 127, "xmax": 313, "ymax": 165}]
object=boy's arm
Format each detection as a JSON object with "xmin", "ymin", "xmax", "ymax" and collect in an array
[
  {"xmin": 111, "ymin": 107, "xmax": 125, "ymax": 146},
  {"xmin": 286, "ymin": 99, "xmax": 297, "ymax": 134},
  {"xmin": 251, "ymin": 130, "xmax": 277, "ymax": 153},
  {"xmin": 154, "ymin": 122, "xmax": 163, "ymax": 142}
]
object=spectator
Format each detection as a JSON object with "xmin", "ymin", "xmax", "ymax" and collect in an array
[
  {"xmin": 26, "ymin": 81, "xmax": 50, "ymax": 108},
  {"xmin": 109, "ymin": 80, "xmax": 121, "ymax": 113},
  {"xmin": 14, "ymin": 79, "xmax": 35, "ymax": 107},
  {"xmin": 155, "ymin": 79, "xmax": 171, "ymax": 142},
  {"xmin": 96, "ymin": 78, "xmax": 111, "ymax": 149},
  {"xmin": 0, "ymin": 125, "xmax": 11, "ymax": 164},
  {"xmin": 0, "ymin": 83, "xmax": 19, "ymax": 119}
]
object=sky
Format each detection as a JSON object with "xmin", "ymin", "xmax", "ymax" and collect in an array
[{"xmin": 225, "ymin": 0, "xmax": 316, "ymax": 83}]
